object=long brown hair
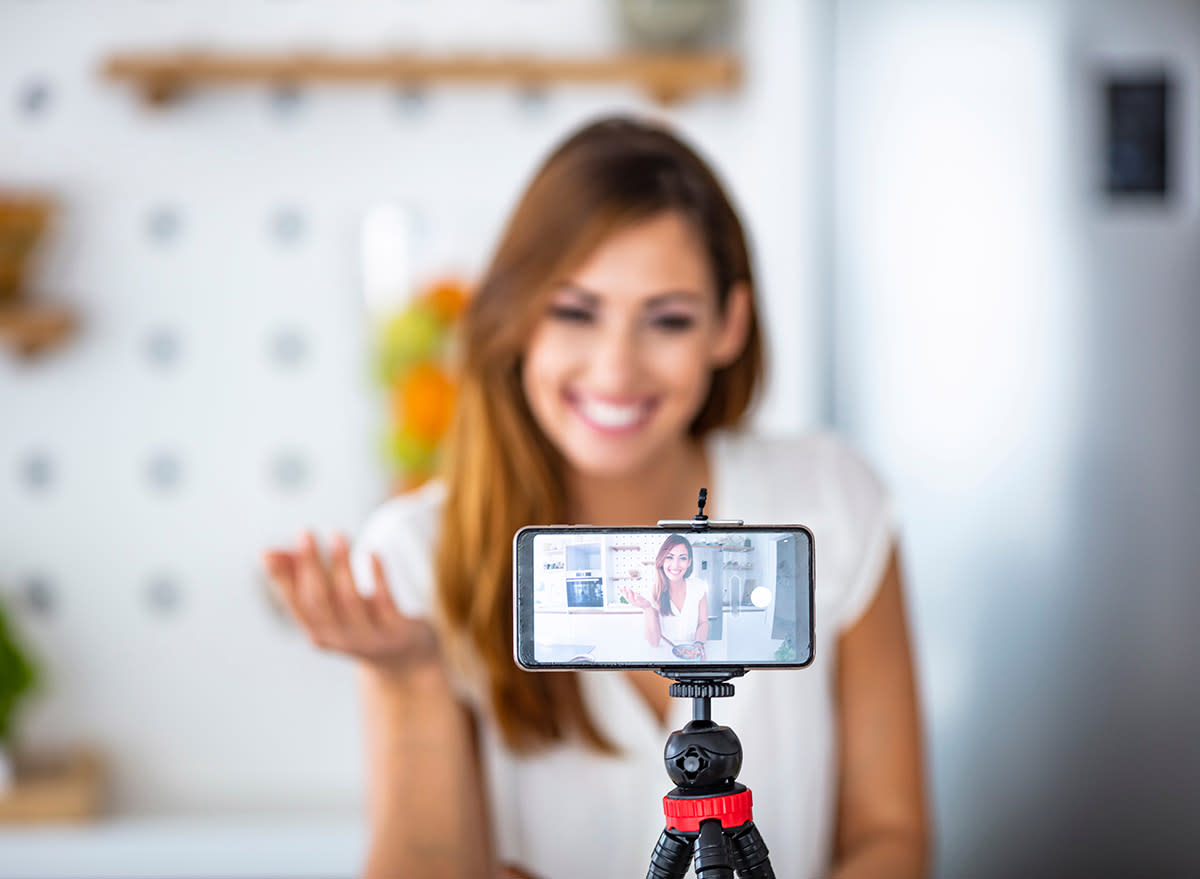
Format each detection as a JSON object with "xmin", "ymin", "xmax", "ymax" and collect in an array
[
  {"xmin": 654, "ymin": 534, "xmax": 694, "ymax": 617},
  {"xmin": 434, "ymin": 116, "xmax": 764, "ymax": 753}
]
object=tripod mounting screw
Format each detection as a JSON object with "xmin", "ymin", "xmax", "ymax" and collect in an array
[{"xmin": 669, "ymin": 681, "xmax": 735, "ymax": 699}]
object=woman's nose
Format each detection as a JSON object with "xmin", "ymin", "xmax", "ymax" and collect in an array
[{"xmin": 586, "ymin": 322, "xmax": 641, "ymax": 390}]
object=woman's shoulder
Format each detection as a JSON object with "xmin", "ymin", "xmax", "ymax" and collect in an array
[
  {"xmin": 711, "ymin": 428, "xmax": 895, "ymax": 633},
  {"xmin": 356, "ymin": 479, "xmax": 446, "ymax": 551}
]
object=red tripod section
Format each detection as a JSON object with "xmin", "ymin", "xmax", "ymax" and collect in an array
[{"xmin": 663, "ymin": 789, "xmax": 754, "ymax": 832}]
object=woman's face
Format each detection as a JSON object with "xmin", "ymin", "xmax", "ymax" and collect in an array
[
  {"xmin": 521, "ymin": 211, "xmax": 748, "ymax": 480},
  {"xmin": 662, "ymin": 544, "xmax": 691, "ymax": 581}
]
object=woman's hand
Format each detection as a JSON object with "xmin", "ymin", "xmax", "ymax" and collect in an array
[
  {"xmin": 620, "ymin": 584, "xmax": 654, "ymax": 611},
  {"xmin": 624, "ymin": 585, "xmax": 664, "ymax": 648},
  {"xmin": 262, "ymin": 532, "xmax": 438, "ymax": 673}
]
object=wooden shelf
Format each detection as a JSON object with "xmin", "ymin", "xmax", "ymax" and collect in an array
[
  {"xmin": 102, "ymin": 49, "xmax": 741, "ymax": 106},
  {"xmin": 0, "ymin": 304, "xmax": 79, "ymax": 357}
]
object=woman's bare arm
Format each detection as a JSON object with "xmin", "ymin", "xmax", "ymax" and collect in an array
[
  {"xmin": 262, "ymin": 535, "xmax": 496, "ymax": 878},
  {"xmin": 360, "ymin": 663, "xmax": 494, "ymax": 879},
  {"xmin": 832, "ymin": 544, "xmax": 930, "ymax": 879},
  {"xmin": 642, "ymin": 606, "xmax": 663, "ymax": 645},
  {"xmin": 622, "ymin": 585, "xmax": 663, "ymax": 646}
]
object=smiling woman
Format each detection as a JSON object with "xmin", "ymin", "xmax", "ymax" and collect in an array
[
  {"xmin": 263, "ymin": 115, "xmax": 927, "ymax": 879},
  {"xmin": 430, "ymin": 117, "xmax": 762, "ymax": 754}
]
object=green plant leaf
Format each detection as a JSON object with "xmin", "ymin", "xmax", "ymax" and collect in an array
[{"xmin": 0, "ymin": 596, "xmax": 38, "ymax": 743}]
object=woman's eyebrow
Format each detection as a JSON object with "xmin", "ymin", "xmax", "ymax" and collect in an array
[
  {"xmin": 552, "ymin": 282, "xmax": 600, "ymax": 304},
  {"xmin": 646, "ymin": 290, "xmax": 706, "ymax": 307},
  {"xmin": 556, "ymin": 282, "xmax": 706, "ymax": 307}
]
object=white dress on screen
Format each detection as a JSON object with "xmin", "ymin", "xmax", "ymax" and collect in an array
[
  {"xmin": 352, "ymin": 430, "xmax": 894, "ymax": 879},
  {"xmin": 658, "ymin": 576, "xmax": 707, "ymax": 645}
]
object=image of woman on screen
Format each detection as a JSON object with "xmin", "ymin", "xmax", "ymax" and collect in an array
[{"xmin": 619, "ymin": 533, "xmax": 708, "ymax": 659}]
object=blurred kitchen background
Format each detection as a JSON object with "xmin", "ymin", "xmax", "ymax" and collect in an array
[{"xmin": 0, "ymin": 0, "xmax": 1197, "ymax": 877}]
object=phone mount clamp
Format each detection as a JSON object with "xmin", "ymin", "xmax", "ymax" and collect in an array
[
  {"xmin": 656, "ymin": 487, "xmax": 744, "ymax": 533},
  {"xmin": 645, "ymin": 490, "xmax": 776, "ymax": 879}
]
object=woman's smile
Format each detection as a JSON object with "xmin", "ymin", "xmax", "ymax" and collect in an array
[{"xmin": 566, "ymin": 391, "xmax": 658, "ymax": 434}]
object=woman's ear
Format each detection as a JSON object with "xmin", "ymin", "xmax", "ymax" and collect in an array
[{"xmin": 711, "ymin": 281, "xmax": 752, "ymax": 368}]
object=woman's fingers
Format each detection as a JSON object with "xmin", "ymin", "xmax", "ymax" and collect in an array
[
  {"xmin": 328, "ymin": 532, "xmax": 373, "ymax": 636},
  {"xmin": 368, "ymin": 552, "xmax": 404, "ymax": 626},
  {"xmin": 263, "ymin": 550, "xmax": 305, "ymax": 619},
  {"xmin": 295, "ymin": 531, "xmax": 339, "ymax": 642},
  {"xmin": 262, "ymin": 550, "xmax": 295, "ymax": 589},
  {"xmin": 263, "ymin": 548, "xmax": 328, "ymax": 642}
]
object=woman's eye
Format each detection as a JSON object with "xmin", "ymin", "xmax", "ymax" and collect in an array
[
  {"xmin": 548, "ymin": 305, "xmax": 594, "ymax": 323},
  {"xmin": 652, "ymin": 314, "xmax": 696, "ymax": 332}
]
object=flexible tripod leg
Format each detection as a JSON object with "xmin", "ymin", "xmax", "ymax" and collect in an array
[
  {"xmin": 693, "ymin": 819, "xmax": 735, "ymax": 878},
  {"xmin": 727, "ymin": 821, "xmax": 775, "ymax": 879},
  {"xmin": 646, "ymin": 827, "xmax": 695, "ymax": 879}
]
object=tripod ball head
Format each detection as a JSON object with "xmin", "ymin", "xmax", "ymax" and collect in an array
[{"xmin": 664, "ymin": 720, "xmax": 743, "ymax": 788}]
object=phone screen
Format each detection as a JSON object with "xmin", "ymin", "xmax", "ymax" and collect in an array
[{"xmin": 514, "ymin": 526, "xmax": 814, "ymax": 670}]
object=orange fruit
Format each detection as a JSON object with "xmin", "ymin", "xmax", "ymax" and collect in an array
[
  {"xmin": 392, "ymin": 363, "xmax": 456, "ymax": 445},
  {"xmin": 420, "ymin": 278, "xmax": 470, "ymax": 323}
]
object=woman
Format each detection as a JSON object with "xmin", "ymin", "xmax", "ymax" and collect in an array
[
  {"xmin": 621, "ymin": 534, "xmax": 709, "ymax": 658},
  {"xmin": 263, "ymin": 116, "xmax": 928, "ymax": 878}
]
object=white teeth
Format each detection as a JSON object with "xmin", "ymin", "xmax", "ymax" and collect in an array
[{"xmin": 579, "ymin": 398, "xmax": 645, "ymax": 429}]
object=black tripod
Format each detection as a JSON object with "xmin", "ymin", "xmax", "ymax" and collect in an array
[{"xmin": 645, "ymin": 674, "xmax": 775, "ymax": 879}]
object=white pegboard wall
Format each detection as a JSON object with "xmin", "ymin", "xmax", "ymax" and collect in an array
[{"xmin": 0, "ymin": 0, "xmax": 821, "ymax": 819}]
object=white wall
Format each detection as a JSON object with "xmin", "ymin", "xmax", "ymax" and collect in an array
[{"xmin": 0, "ymin": 0, "xmax": 825, "ymax": 833}]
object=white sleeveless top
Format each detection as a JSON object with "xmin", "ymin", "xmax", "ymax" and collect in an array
[
  {"xmin": 352, "ymin": 430, "xmax": 893, "ymax": 879},
  {"xmin": 658, "ymin": 576, "xmax": 707, "ymax": 645}
]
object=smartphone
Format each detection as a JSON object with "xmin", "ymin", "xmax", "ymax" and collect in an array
[{"xmin": 514, "ymin": 525, "xmax": 814, "ymax": 670}]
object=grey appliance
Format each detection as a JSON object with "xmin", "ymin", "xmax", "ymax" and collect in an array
[
  {"xmin": 691, "ymin": 544, "xmax": 724, "ymax": 640},
  {"xmin": 564, "ymin": 572, "xmax": 604, "ymax": 608}
]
